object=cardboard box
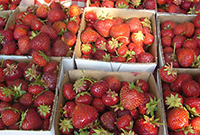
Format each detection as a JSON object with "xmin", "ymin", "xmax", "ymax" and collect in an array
[
  {"xmin": 55, "ymin": 70, "xmax": 164, "ymax": 135},
  {"xmin": 0, "ymin": 56, "xmax": 62, "ymax": 135},
  {"xmin": 75, "ymin": 7, "xmax": 158, "ymax": 72},
  {"xmin": 156, "ymin": 13, "xmax": 197, "ymax": 68},
  {"xmin": 157, "ymin": 69, "xmax": 200, "ymax": 135}
]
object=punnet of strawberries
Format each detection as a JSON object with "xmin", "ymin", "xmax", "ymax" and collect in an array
[
  {"xmin": 0, "ymin": 57, "xmax": 60, "ymax": 130},
  {"xmin": 0, "ymin": 0, "xmax": 22, "ymax": 11},
  {"xmin": 77, "ymin": 8, "xmax": 156, "ymax": 64},
  {"xmin": 159, "ymin": 14, "xmax": 200, "ymax": 69},
  {"xmin": 57, "ymin": 70, "xmax": 163, "ymax": 135},
  {"xmin": 0, "ymin": 2, "xmax": 82, "ymax": 57},
  {"xmin": 88, "ymin": 0, "xmax": 156, "ymax": 10},
  {"xmin": 159, "ymin": 64, "xmax": 200, "ymax": 134},
  {"xmin": 157, "ymin": 0, "xmax": 200, "ymax": 15}
]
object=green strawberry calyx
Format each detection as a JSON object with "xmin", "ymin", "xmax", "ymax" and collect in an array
[
  {"xmin": 146, "ymin": 97, "xmax": 160, "ymax": 117},
  {"xmin": 163, "ymin": 63, "xmax": 177, "ymax": 77},
  {"xmin": 59, "ymin": 118, "xmax": 74, "ymax": 133},
  {"xmin": 166, "ymin": 94, "xmax": 183, "ymax": 109}
]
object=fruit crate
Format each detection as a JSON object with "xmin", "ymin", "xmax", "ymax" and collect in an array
[
  {"xmin": 157, "ymin": 69, "xmax": 200, "ymax": 135},
  {"xmin": 55, "ymin": 70, "xmax": 164, "ymax": 135},
  {"xmin": 86, "ymin": 0, "xmax": 157, "ymax": 10},
  {"xmin": 156, "ymin": 13, "xmax": 200, "ymax": 69},
  {"xmin": 75, "ymin": 7, "xmax": 158, "ymax": 72},
  {"xmin": 0, "ymin": 56, "xmax": 62, "ymax": 135}
]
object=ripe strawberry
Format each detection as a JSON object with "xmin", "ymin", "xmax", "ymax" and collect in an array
[
  {"xmin": 52, "ymin": 39, "xmax": 69, "ymax": 57},
  {"xmin": 30, "ymin": 32, "xmax": 50, "ymax": 52},
  {"xmin": 19, "ymin": 92, "xmax": 34, "ymax": 107},
  {"xmin": 52, "ymin": 21, "xmax": 67, "ymax": 34},
  {"xmin": 72, "ymin": 104, "xmax": 98, "ymax": 129},
  {"xmin": 170, "ymin": 73, "xmax": 193, "ymax": 93},
  {"xmin": 91, "ymin": 97, "xmax": 105, "ymax": 112},
  {"xmin": 93, "ymin": 50, "xmax": 110, "ymax": 61},
  {"xmin": 184, "ymin": 22, "xmax": 195, "ymax": 37},
  {"xmin": 62, "ymin": 101, "xmax": 76, "ymax": 118},
  {"xmin": 103, "ymin": 75, "xmax": 121, "ymax": 92},
  {"xmin": 23, "ymin": 62, "xmax": 41, "ymax": 82},
  {"xmin": 102, "ymin": 90, "xmax": 119, "ymax": 106},
  {"xmin": 42, "ymin": 118, "xmax": 50, "ymax": 130},
  {"xmin": 36, "ymin": 4, "xmax": 49, "ymax": 19},
  {"xmin": 40, "ymin": 24, "xmax": 58, "ymax": 40},
  {"xmin": 34, "ymin": 90, "xmax": 54, "ymax": 107},
  {"xmin": 47, "ymin": 8, "xmax": 65, "ymax": 23},
  {"xmin": 183, "ymin": 38, "xmax": 198, "ymax": 49},
  {"xmin": 117, "ymin": 45, "xmax": 128, "ymax": 56},
  {"xmin": 184, "ymin": 97, "xmax": 200, "ymax": 116},
  {"xmin": 161, "ymin": 20, "xmax": 177, "ymax": 30},
  {"xmin": 161, "ymin": 28, "xmax": 175, "ymax": 38},
  {"xmin": 63, "ymin": 83, "xmax": 76, "ymax": 100},
  {"xmin": 111, "ymin": 56, "xmax": 126, "ymax": 62},
  {"xmin": 85, "ymin": 10, "xmax": 97, "ymax": 22},
  {"xmin": 126, "ymin": 17, "xmax": 142, "ymax": 33},
  {"xmin": 10, "ymin": 0, "xmax": 21, "ymax": 5},
  {"xmin": 177, "ymin": 48, "xmax": 195, "ymax": 67},
  {"xmin": 131, "ymin": 31, "xmax": 144, "ymax": 46},
  {"xmin": 120, "ymin": 85, "xmax": 144, "ymax": 110},
  {"xmin": 193, "ymin": 15, "xmax": 200, "ymax": 28},
  {"xmin": 174, "ymin": 22, "xmax": 186, "ymax": 36},
  {"xmin": 143, "ymin": 33, "xmax": 154, "ymax": 45},
  {"xmin": 66, "ymin": 20, "xmax": 79, "ymax": 34},
  {"xmin": 191, "ymin": 117, "xmax": 200, "ymax": 132},
  {"xmin": 172, "ymin": 35, "xmax": 186, "ymax": 49},
  {"xmin": 115, "ymin": 0, "xmax": 129, "ymax": 8},
  {"xmin": 163, "ymin": 90, "xmax": 183, "ymax": 108},
  {"xmin": 0, "ymin": 118, "xmax": 6, "ymax": 130},
  {"xmin": 137, "ymin": 52, "xmax": 154, "ymax": 63},
  {"xmin": 0, "ymin": 2, "xmax": 8, "ymax": 10},
  {"xmin": 21, "ymin": 108, "xmax": 42, "ymax": 130},
  {"xmin": 181, "ymin": 79, "xmax": 200, "ymax": 97},
  {"xmin": 22, "ymin": 13, "xmax": 38, "ymax": 26},
  {"xmin": 32, "ymin": 51, "xmax": 49, "ymax": 67},
  {"xmin": 95, "ymin": 37, "xmax": 107, "ymax": 50},
  {"xmin": 18, "ymin": 35, "xmax": 31, "ymax": 54},
  {"xmin": 28, "ymin": 83, "xmax": 44, "ymax": 95},
  {"xmin": 10, "ymin": 78, "xmax": 28, "ymax": 92},
  {"xmin": 42, "ymin": 71, "xmax": 57, "ymax": 90},
  {"xmin": 1, "ymin": 41, "xmax": 17, "ymax": 55},
  {"xmin": 61, "ymin": 31, "xmax": 76, "ymax": 47},
  {"xmin": 134, "ymin": 116, "xmax": 159, "ymax": 135},
  {"xmin": 68, "ymin": 4, "xmax": 81, "ymax": 18},
  {"xmin": 43, "ymin": 60, "xmax": 59, "ymax": 72},
  {"xmin": 81, "ymin": 28, "xmax": 100, "ymax": 43},
  {"xmin": 37, "ymin": 104, "xmax": 51, "ymax": 119},
  {"xmin": 94, "ymin": 18, "xmax": 116, "ymax": 38},
  {"xmin": 167, "ymin": 107, "xmax": 189, "ymax": 130},
  {"xmin": 159, "ymin": 63, "xmax": 177, "ymax": 83},
  {"xmin": 3, "ymin": 63, "xmax": 23, "ymax": 81},
  {"xmin": 90, "ymin": 80, "xmax": 109, "ymax": 97},
  {"xmin": 75, "ymin": 92, "xmax": 93, "ymax": 105},
  {"xmin": 1, "ymin": 107, "xmax": 20, "ymax": 126},
  {"xmin": 100, "ymin": 111, "xmax": 116, "ymax": 131},
  {"xmin": 106, "ymin": 37, "xmax": 120, "ymax": 53},
  {"xmin": 81, "ymin": 43, "xmax": 93, "ymax": 55},
  {"xmin": 13, "ymin": 27, "xmax": 28, "ymax": 40},
  {"xmin": 116, "ymin": 114, "xmax": 133, "ymax": 131},
  {"xmin": 166, "ymin": 3, "xmax": 182, "ymax": 13},
  {"xmin": 143, "ymin": 0, "xmax": 156, "ymax": 9},
  {"xmin": 59, "ymin": 118, "xmax": 74, "ymax": 134},
  {"xmin": 101, "ymin": 0, "xmax": 114, "ymax": 8}
]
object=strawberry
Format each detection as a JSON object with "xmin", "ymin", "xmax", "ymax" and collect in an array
[
  {"xmin": 166, "ymin": 3, "xmax": 182, "ymax": 13},
  {"xmin": 106, "ymin": 37, "xmax": 120, "ymax": 53},
  {"xmin": 42, "ymin": 118, "xmax": 50, "ymax": 130},
  {"xmin": 81, "ymin": 43, "xmax": 93, "ymax": 55},
  {"xmin": 184, "ymin": 22, "xmax": 195, "ymax": 37},
  {"xmin": 42, "ymin": 71, "xmax": 57, "ymax": 90},
  {"xmin": 66, "ymin": 20, "xmax": 79, "ymax": 34},
  {"xmin": 34, "ymin": 90, "xmax": 54, "ymax": 107},
  {"xmin": 111, "ymin": 56, "xmax": 126, "ymax": 62},
  {"xmin": 137, "ymin": 52, "xmax": 154, "ymax": 63},
  {"xmin": 32, "ymin": 51, "xmax": 49, "ymax": 67},
  {"xmin": 193, "ymin": 15, "xmax": 200, "ymax": 28},
  {"xmin": 172, "ymin": 35, "xmax": 186, "ymax": 49},
  {"xmin": 94, "ymin": 18, "xmax": 116, "ymax": 38},
  {"xmin": 30, "ymin": 32, "xmax": 51, "ymax": 52},
  {"xmin": 0, "ymin": 2, "xmax": 8, "ymax": 10},
  {"xmin": 161, "ymin": 28, "xmax": 175, "ymax": 38},
  {"xmin": 90, "ymin": 80, "xmax": 109, "ymax": 97},
  {"xmin": 52, "ymin": 39, "xmax": 69, "ymax": 57},
  {"xmin": 120, "ymin": 85, "xmax": 144, "ymax": 110},
  {"xmin": 85, "ymin": 10, "xmax": 97, "ymax": 22},
  {"xmin": 143, "ymin": 0, "xmax": 156, "ymax": 9},
  {"xmin": 3, "ymin": 63, "xmax": 23, "ymax": 81},
  {"xmin": 68, "ymin": 4, "xmax": 81, "ymax": 18},
  {"xmin": 103, "ymin": 75, "xmax": 121, "ymax": 92},
  {"xmin": 47, "ymin": 8, "xmax": 65, "ymax": 23},
  {"xmin": 116, "ymin": 114, "xmax": 133, "ymax": 131},
  {"xmin": 159, "ymin": 63, "xmax": 177, "ymax": 83},
  {"xmin": 59, "ymin": 118, "xmax": 74, "ymax": 134},
  {"xmin": 52, "ymin": 21, "xmax": 67, "ymax": 35},
  {"xmin": 21, "ymin": 108, "xmax": 42, "ymax": 130},
  {"xmin": 102, "ymin": 90, "xmax": 119, "ymax": 106},
  {"xmin": 100, "ymin": 111, "xmax": 116, "ymax": 131},
  {"xmin": 170, "ymin": 73, "xmax": 193, "ymax": 93},
  {"xmin": 22, "ymin": 13, "xmax": 38, "ymax": 26},
  {"xmin": 13, "ymin": 27, "xmax": 28, "ymax": 41},
  {"xmin": 135, "ymin": 79, "xmax": 149, "ymax": 93},
  {"xmin": 183, "ymin": 38, "xmax": 198, "ymax": 49},
  {"xmin": 28, "ymin": 83, "xmax": 44, "ymax": 95},
  {"xmin": 62, "ymin": 101, "xmax": 76, "ymax": 118},
  {"xmin": 163, "ymin": 90, "xmax": 183, "ymax": 108},
  {"xmin": 1, "ymin": 107, "xmax": 20, "ymax": 126},
  {"xmin": 93, "ymin": 50, "xmax": 110, "ymax": 61},
  {"xmin": 36, "ymin": 4, "xmax": 49, "ymax": 19},
  {"xmin": 37, "ymin": 104, "xmax": 51, "ymax": 119},
  {"xmin": 177, "ymin": 48, "xmax": 195, "ymax": 67},
  {"xmin": 81, "ymin": 29, "xmax": 100, "ymax": 43},
  {"xmin": 143, "ymin": 33, "xmax": 154, "ymax": 45},
  {"xmin": 23, "ymin": 62, "xmax": 41, "ymax": 82},
  {"xmin": 131, "ymin": 31, "xmax": 144, "ymax": 46},
  {"xmin": 63, "ymin": 83, "xmax": 76, "ymax": 100},
  {"xmin": 95, "ymin": 37, "xmax": 107, "ymax": 51},
  {"xmin": 72, "ymin": 104, "xmax": 98, "ymax": 129},
  {"xmin": 101, "ymin": 0, "xmax": 114, "ymax": 8},
  {"xmin": 115, "ymin": 0, "xmax": 129, "ymax": 8},
  {"xmin": 43, "ymin": 60, "xmax": 59, "ymax": 72},
  {"xmin": 184, "ymin": 97, "xmax": 200, "ymax": 116},
  {"xmin": 134, "ymin": 116, "xmax": 159, "ymax": 135},
  {"xmin": 18, "ymin": 35, "xmax": 31, "ymax": 54},
  {"xmin": 0, "ymin": 118, "xmax": 6, "ymax": 130},
  {"xmin": 0, "ymin": 101, "xmax": 10, "ymax": 113},
  {"xmin": 181, "ymin": 79, "xmax": 200, "ymax": 97},
  {"xmin": 75, "ymin": 92, "xmax": 93, "ymax": 105},
  {"xmin": 10, "ymin": 0, "xmax": 21, "ymax": 5},
  {"xmin": 161, "ymin": 20, "xmax": 177, "ymax": 30},
  {"xmin": 91, "ymin": 97, "xmax": 105, "ymax": 112},
  {"xmin": 167, "ymin": 107, "xmax": 189, "ymax": 131},
  {"xmin": 191, "ymin": 117, "xmax": 200, "ymax": 132},
  {"xmin": 61, "ymin": 31, "xmax": 77, "ymax": 47},
  {"xmin": 19, "ymin": 92, "xmax": 34, "ymax": 107},
  {"xmin": 1, "ymin": 41, "xmax": 17, "ymax": 55},
  {"xmin": 40, "ymin": 24, "xmax": 58, "ymax": 40}
]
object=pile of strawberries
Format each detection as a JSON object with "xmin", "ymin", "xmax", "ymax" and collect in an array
[
  {"xmin": 0, "ymin": 58, "xmax": 59, "ymax": 130},
  {"xmin": 160, "ymin": 14, "xmax": 200, "ymax": 68},
  {"xmin": 0, "ymin": 2, "xmax": 82, "ymax": 57},
  {"xmin": 58, "ymin": 72, "xmax": 161, "ymax": 134},
  {"xmin": 157, "ymin": 0, "xmax": 200, "ymax": 14},
  {"xmin": 89, "ymin": 0, "xmax": 156, "ymax": 10},
  {"xmin": 0, "ymin": 0, "xmax": 22, "ymax": 10},
  {"xmin": 80, "ymin": 10, "xmax": 155, "ymax": 63},
  {"xmin": 159, "ymin": 64, "xmax": 200, "ymax": 134}
]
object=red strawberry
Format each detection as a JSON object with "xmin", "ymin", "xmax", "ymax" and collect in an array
[
  {"xmin": 0, "ymin": 30, "xmax": 14, "ymax": 44},
  {"xmin": 0, "ymin": 118, "xmax": 6, "ymax": 130},
  {"xmin": 167, "ymin": 107, "xmax": 189, "ymax": 131},
  {"xmin": 42, "ymin": 118, "xmax": 50, "ymax": 130},
  {"xmin": 0, "ymin": 2, "xmax": 8, "ymax": 10},
  {"xmin": 1, "ymin": 41, "xmax": 17, "ymax": 55},
  {"xmin": 75, "ymin": 92, "xmax": 93, "ymax": 105},
  {"xmin": 115, "ymin": 0, "xmax": 129, "ymax": 8},
  {"xmin": 68, "ymin": 4, "xmax": 81, "ymax": 18},
  {"xmin": 62, "ymin": 101, "xmax": 76, "ymax": 118},
  {"xmin": 34, "ymin": 90, "xmax": 54, "ymax": 107},
  {"xmin": 167, "ymin": 3, "xmax": 182, "ymax": 13},
  {"xmin": 47, "ymin": 8, "xmax": 65, "ymax": 23},
  {"xmin": 126, "ymin": 17, "xmax": 142, "ymax": 33},
  {"xmin": 42, "ymin": 71, "xmax": 57, "ymax": 90},
  {"xmin": 101, "ymin": 0, "xmax": 114, "ymax": 7},
  {"xmin": 23, "ymin": 62, "xmax": 41, "ymax": 82},
  {"xmin": 81, "ymin": 43, "xmax": 93, "ymax": 55},
  {"xmin": 191, "ymin": 117, "xmax": 200, "ymax": 132},
  {"xmin": 72, "ymin": 104, "xmax": 98, "ymax": 129},
  {"xmin": 95, "ymin": 36, "xmax": 107, "ymax": 51},
  {"xmin": 94, "ymin": 18, "xmax": 116, "ymax": 38},
  {"xmin": 22, "ymin": 13, "xmax": 38, "ymax": 26},
  {"xmin": 161, "ymin": 28, "xmax": 175, "ymax": 38},
  {"xmin": 163, "ymin": 90, "xmax": 183, "ymax": 108},
  {"xmin": 81, "ymin": 28, "xmax": 100, "ymax": 43},
  {"xmin": 36, "ymin": 4, "xmax": 49, "ymax": 19},
  {"xmin": 120, "ymin": 85, "xmax": 144, "ymax": 110},
  {"xmin": 0, "ymin": 101, "xmax": 10, "ymax": 113},
  {"xmin": 159, "ymin": 63, "xmax": 177, "ymax": 83},
  {"xmin": 59, "ymin": 118, "xmax": 74, "ymax": 134},
  {"xmin": 193, "ymin": 15, "xmax": 200, "ymax": 28},
  {"xmin": 137, "ymin": 52, "xmax": 154, "ymax": 63},
  {"xmin": 63, "ymin": 83, "xmax": 76, "ymax": 100},
  {"xmin": 32, "ymin": 51, "xmax": 49, "ymax": 67},
  {"xmin": 66, "ymin": 20, "xmax": 79, "ymax": 34},
  {"xmin": 116, "ymin": 114, "xmax": 133, "ymax": 131},
  {"xmin": 100, "ymin": 111, "xmax": 116, "ymax": 131},
  {"xmin": 131, "ymin": 31, "xmax": 144, "ymax": 46},
  {"xmin": 172, "ymin": 35, "xmax": 186, "ymax": 49},
  {"xmin": 37, "ymin": 104, "xmax": 51, "ymax": 119},
  {"xmin": 21, "ymin": 108, "xmax": 42, "ymax": 130},
  {"xmin": 90, "ymin": 80, "xmax": 109, "ymax": 97},
  {"xmin": 18, "ymin": 35, "xmax": 31, "ymax": 54},
  {"xmin": 40, "ymin": 24, "xmax": 58, "ymax": 40},
  {"xmin": 111, "ymin": 56, "xmax": 126, "ymax": 62},
  {"xmin": 181, "ymin": 79, "xmax": 200, "ymax": 97},
  {"xmin": 85, "ymin": 10, "xmax": 97, "ymax": 22},
  {"xmin": 183, "ymin": 38, "xmax": 198, "ymax": 49},
  {"xmin": 103, "ymin": 75, "xmax": 121, "ymax": 92},
  {"xmin": 61, "ymin": 31, "xmax": 77, "ymax": 47},
  {"xmin": 3, "ymin": 63, "xmax": 23, "ymax": 81},
  {"xmin": 143, "ymin": 0, "xmax": 156, "ymax": 9},
  {"xmin": 1, "ymin": 107, "xmax": 20, "ymax": 126},
  {"xmin": 93, "ymin": 50, "xmax": 110, "ymax": 61},
  {"xmin": 52, "ymin": 39, "xmax": 69, "ymax": 57},
  {"xmin": 19, "ymin": 92, "xmax": 34, "ymax": 107},
  {"xmin": 30, "ymin": 33, "xmax": 51, "ymax": 52},
  {"xmin": 43, "ymin": 60, "xmax": 58, "ymax": 72},
  {"xmin": 143, "ymin": 33, "xmax": 154, "ymax": 45},
  {"xmin": 184, "ymin": 97, "xmax": 200, "ymax": 116},
  {"xmin": 184, "ymin": 22, "xmax": 195, "ymax": 37},
  {"xmin": 177, "ymin": 48, "xmax": 195, "ymax": 67},
  {"xmin": 135, "ymin": 79, "xmax": 149, "ymax": 93},
  {"xmin": 28, "ymin": 83, "xmax": 44, "ymax": 95},
  {"xmin": 161, "ymin": 20, "xmax": 177, "ymax": 30},
  {"xmin": 91, "ymin": 97, "xmax": 105, "ymax": 113},
  {"xmin": 102, "ymin": 90, "xmax": 119, "ymax": 106}
]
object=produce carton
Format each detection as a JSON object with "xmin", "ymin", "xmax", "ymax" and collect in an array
[
  {"xmin": 55, "ymin": 70, "xmax": 164, "ymax": 135},
  {"xmin": 157, "ymin": 69, "xmax": 200, "ymax": 135},
  {"xmin": 156, "ymin": 13, "xmax": 199, "ymax": 69},
  {"xmin": 0, "ymin": 56, "xmax": 62, "ymax": 135},
  {"xmin": 75, "ymin": 7, "xmax": 157, "ymax": 72}
]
